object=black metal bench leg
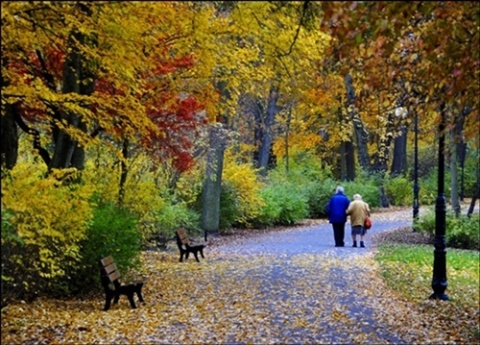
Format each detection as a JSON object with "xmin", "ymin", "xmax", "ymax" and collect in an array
[
  {"xmin": 137, "ymin": 284, "xmax": 145, "ymax": 303},
  {"xmin": 104, "ymin": 291, "xmax": 115, "ymax": 311},
  {"xmin": 127, "ymin": 292, "xmax": 137, "ymax": 309}
]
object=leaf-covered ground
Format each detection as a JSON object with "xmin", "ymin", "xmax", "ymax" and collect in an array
[{"xmin": 2, "ymin": 208, "xmax": 479, "ymax": 344}]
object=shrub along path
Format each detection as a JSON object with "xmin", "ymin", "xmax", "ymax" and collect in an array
[{"xmin": 1, "ymin": 207, "xmax": 476, "ymax": 344}]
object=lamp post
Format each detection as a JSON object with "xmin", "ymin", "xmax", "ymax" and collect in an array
[
  {"xmin": 430, "ymin": 107, "xmax": 448, "ymax": 301},
  {"xmin": 413, "ymin": 110, "xmax": 420, "ymax": 224}
]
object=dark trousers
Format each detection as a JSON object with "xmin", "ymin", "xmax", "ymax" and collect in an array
[{"xmin": 332, "ymin": 222, "xmax": 345, "ymax": 246}]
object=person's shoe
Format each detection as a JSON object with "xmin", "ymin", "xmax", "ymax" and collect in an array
[
  {"xmin": 360, "ymin": 241, "xmax": 365, "ymax": 248},
  {"xmin": 352, "ymin": 241, "xmax": 357, "ymax": 248}
]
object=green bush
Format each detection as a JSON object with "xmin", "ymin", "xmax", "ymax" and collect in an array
[
  {"xmin": 462, "ymin": 145, "xmax": 479, "ymax": 198},
  {"xmin": 415, "ymin": 209, "xmax": 437, "ymax": 235},
  {"xmin": 305, "ymin": 178, "xmax": 337, "ymax": 218},
  {"xmin": 419, "ymin": 170, "xmax": 452, "ymax": 205},
  {"xmin": 384, "ymin": 176, "xmax": 413, "ymax": 206},
  {"xmin": 252, "ymin": 189, "xmax": 282, "ymax": 227},
  {"xmin": 65, "ymin": 202, "xmax": 142, "ymax": 295},
  {"xmin": 1, "ymin": 209, "xmax": 34, "ymax": 306},
  {"xmin": 344, "ymin": 178, "xmax": 381, "ymax": 208},
  {"xmin": 415, "ymin": 208, "xmax": 479, "ymax": 250},
  {"xmin": 448, "ymin": 214, "xmax": 480, "ymax": 250},
  {"xmin": 154, "ymin": 202, "xmax": 200, "ymax": 243},
  {"xmin": 255, "ymin": 182, "xmax": 309, "ymax": 226},
  {"xmin": 267, "ymin": 156, "xmax": 335, "ymax": 219}
]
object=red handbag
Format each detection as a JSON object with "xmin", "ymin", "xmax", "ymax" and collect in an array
[{"xmin": 364, "ymin": 217, "xmax": 372, "ymax": 230}]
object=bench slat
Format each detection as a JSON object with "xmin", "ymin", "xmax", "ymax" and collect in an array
[
  {"xmin": 108, "ymin": 270, "xmax": 121, "ymax": 283},
  {"xmin": 177, "ymin": 228, "xmax": 190, "ymax": 245},
  {"xmin": 100, "ymin": 256, "xmax": 121, "ymax": 283},
  {"xmin": 101, "ymin": 256, "xmax": 114, "ymax": 267},
  {"xmin": 104, "ymin": 263, "xmax": 117, "ymax": 275}
]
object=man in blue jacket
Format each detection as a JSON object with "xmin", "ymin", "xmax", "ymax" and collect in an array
[{"xmin": 326, "ymin": 186, "xmax": 351, "ymax": 247}]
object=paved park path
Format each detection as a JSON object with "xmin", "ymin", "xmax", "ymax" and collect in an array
[{"xmin": 202, "ymin": 209, "xmax": 418, "ymax": 344}]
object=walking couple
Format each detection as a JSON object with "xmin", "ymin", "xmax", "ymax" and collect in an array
[{"xmin": 326, "ymin": 186, "xmax": 371, "ymax": 248}]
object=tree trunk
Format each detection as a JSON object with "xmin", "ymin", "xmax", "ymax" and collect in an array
[
  {"xmin": 456, "ymin": 107, "xmax": 471, "ymax": 200},
  {"xmin": 339, "ymin": 141, "xmax": 355, "ymax": 181},
  {"xmin": 118, "ymin": 139, "xmax": 129, "ymax": 206},
  {"xmin": 201, "ymin": 124, "xmax": 227, "ymax": 240},
  {"xmin": 467, "ymin": 141, "xmax": 479, "ymax": 218},
  {"xmin": 1, "ymin": 55, "xmax": 19, "ymax": 170},
  {"xmin": 284, "ymin": 104, "xmax": 292, "ymax": 174},
  {"xmin": 345, "ymin": 141, "xmax": 356, "ymax": 181},
  {"xmin": 254, "ymin": 84, "xmax": 279, "ymax": 176},
  {"xmin": 339, "ymin": 141, "xmax": 347, "ymax": 181},
  {"xmin": 391, "ymin": 125, "xmax": 408, "ymax": 176},
  {"xmin": 49, "ymin": 40, "xmax": 81, "ymax": 170},
  {"xmin": 71, "ymin": 54, "xmax": 95, "ymax": 171},
  {"xmin": 49, "ymin": 6, "xmax": 96, "ymax": 171},
  {"xmin": 344, "ymin": 74, "xmax": 369, "ymax": 172},
  {"xmin": 449, "ymin": 106, "xmax": 470, "ymax": 216},
  {"xmin": 467, "ymin": 180, "xmax": 479, "ymax": 218},
  {"xmin": 449, "ymin": 136, "xmax": 461, "ymax": 217},
  {"xmin": 372, "ymin": 112, "xmax": 395, "ymax": 175},
  {"xmin": 1, "ymin": 105, "xmax": 18, "ymax": 170},
  {"xmin": 458, "ymin": 143, "xmax": 467, "ymax": 201}
]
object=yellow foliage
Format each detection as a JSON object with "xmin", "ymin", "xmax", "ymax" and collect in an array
[
  {"xmin": 273, "ymin": 132, "xmax": 322, "ymax": 160},
  {"xmin": 223, "ymin": 148, "xmax": 266, "ymax": 226},
  {"xmin": 1, "ymin": 163, "xmax": 94, "ymax": 279},
  {"xmin": 83, "ymin": 150, "xmax": 166, "ymax": 242},
  {"xmin": 123, "ymin": 177, "xmax": 165, "ymax": 241},
  {"xmin": 83, "ymin": 157, "xmax": 120, "ymax": 205},
  {"xmin": 174, "ymin": 163, "xmax": 204, "ymax": 207},
  {"xmin": 1, "ymin": 1, "xmax": 224, "ymax": 155}
]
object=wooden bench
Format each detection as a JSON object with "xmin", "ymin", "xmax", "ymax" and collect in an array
[
  {"xmin": 99, "ymin": 256, "xmax": 145, "ymax": 311},
  {"xmin": 175, "ymin": 228, "xmax": 207, "ymax": 263}
]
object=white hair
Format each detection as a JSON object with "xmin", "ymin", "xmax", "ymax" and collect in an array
[
  {"xmin": 336, "ymin": 186, "xmax": 344, "ymax": 193},
  {"xmin": 353, "ymin": 194, "xmax": 362, "ymax": 200}
]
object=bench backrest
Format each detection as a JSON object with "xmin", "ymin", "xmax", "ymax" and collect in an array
[
  {"xmin": 176, "ymin": 228, "xmax": 190, "ymax": 246},
  {"xmin": 100, "ymin": 256, "xmax": 121, "ymax": 286}
]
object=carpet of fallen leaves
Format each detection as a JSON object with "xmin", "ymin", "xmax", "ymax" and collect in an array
[{"xmin": 2, "ymin": 207, "xmax": 479, "ymax": 344}]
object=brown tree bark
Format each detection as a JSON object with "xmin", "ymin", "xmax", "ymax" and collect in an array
[
  {"xmin": 201, "ymin": 124, "xmax": 227, "ymax": 240},
  {"xmin": 391, "ymin": 125, "xmax": 408, "ymax": 176},
  {"xmin": 344, "ymin": 74, "xmax": 369, "ymax": 173},
  {"xmin": 1, "ymin": 105, "xmax": 18, "ymax": 170},
  {"xmin": 254, "ymin": 84, "xmax": 279, "ymax": 176}
]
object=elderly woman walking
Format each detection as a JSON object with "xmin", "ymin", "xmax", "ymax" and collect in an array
[
  {"xmin": 326, "ymin": 186, "xmax": 351, "ymax": 247},
  {"xmin": 346, "ymin": 194, "xmax": 371, "ymax": 248}
]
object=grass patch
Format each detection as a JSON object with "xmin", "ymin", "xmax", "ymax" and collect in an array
[
  {"xmin": 376, "ymin": 242, "xmax": 480, "ymax": 341},
  {"xmin": 376, "ymin": 243, "xmax": 479, "ymax": 303}
]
